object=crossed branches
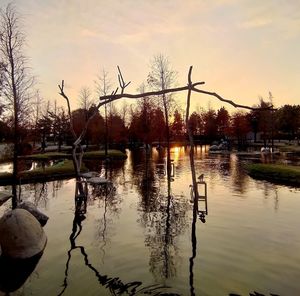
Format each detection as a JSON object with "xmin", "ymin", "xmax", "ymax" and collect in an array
[
  {"xmin": 58, "ymin": 65, "xmax": 273, "ymax": 178},
  {"xmin": 99, "ymin": 67, "xmax": 272, "ymax": 111}
]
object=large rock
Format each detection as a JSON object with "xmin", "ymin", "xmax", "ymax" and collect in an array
[
  {"xmin": 0, "ymin": 209, "xmax": 47, "ymax": 259},
  {"xmin": 17, "ymin": 201, "xmax": 49, "ymax": 226}
]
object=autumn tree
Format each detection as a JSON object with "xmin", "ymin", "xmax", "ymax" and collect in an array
[
  {"xmin": 275, "ymin": 104, "xmax": 300, "ymax": 141},
  {"xmin": 188, "ymin": 112, "xmax": 202, "ymax": 136},
  {"xmin": 36, "ymin": 116, "xmax": 52, "ymax": 152},
  {"xmin": 48, "ymin": 107, "xmax": 70, "ymax": 151},
  {"xmin": 203, "ymin": 108, "xmax": 217, "ymax": 141},
  {"xmin": 171, "ymin": 109, "xmax": 185, "ymax": 140},
  {"xmin": 135, "ymin": 83, "xmax": 154, "ymax": 145},
  {"xmin": 109, "ymin": 113, "xmax": 127, "ymax": 145},
  {"xmin": 230, "ymin": 111, "xmax": 251, "ymax": 149},
  {"xmin": 72, "ymin": 108, "xmax": 86, "ymax": 138},
  {"xmin": 85, "ymin": 105, "xmax": 105, "ymax": 146},
  {"xmin": 216, "ymin": 106, "xmax": 230, "ymax": 139},
  {"xmin": 128, "ymin": 105, "xmax": 151, "ymax": 145},
  {"xmin": 247, "ymin": 95, "xmax": 274, "ymax": 146}
]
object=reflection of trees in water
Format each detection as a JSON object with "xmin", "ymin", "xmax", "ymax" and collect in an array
[
  {"xmin": 230, "ymin": 156, "xmax": 249, "ymax": 194},
  {"xmin": 189, "ymin": 189, "xmax": 198, "ymax": 296},
  {"xmin": 92, "ymin": 185, "xmax": 121, "ymax": 263},
  {"xmin": 133, "ymin": 148, "xmax": 190, "ymax": 281},
  {"xmin": 21, "ymin": 180, "xmax": 63, "ymax": 208},
  {"xmin": 256, "ymin": 182, "xmax": 279, "ymax": 211},
  {"xmin": 201, "ymin": 154, "xmax": 250, "ymax": 194},
  {"xmin": 144, "ymin": 194, "xmax": 190, "ymax": 281},
  {"xmin": 84, "ymin": 159, "xmax": 125, "ymax": 183},
  {"xmin": 83, "ymin": 160, "xmax": 125, "ymax": 263},
  {"xmin": 58, "ymin": 194, "xmax": 180, "ymax": 296}
]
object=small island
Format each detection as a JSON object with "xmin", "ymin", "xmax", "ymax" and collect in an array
[{"xmin": 246, "ymin": 163, "xmax": 300, "ymax": 186}]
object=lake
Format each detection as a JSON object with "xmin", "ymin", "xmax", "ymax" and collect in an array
[{"xmin": 0, "ymin": 146, "xmax": 300, "ymax": 296}]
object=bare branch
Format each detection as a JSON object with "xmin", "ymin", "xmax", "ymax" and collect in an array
[
  {"xmin": 100, "ymin": 82, "xmax": 205, "ymax": 101},
  {"xmin": 191, "ymin": 87, "xmax": 273, "ymax": 110},
  {"xmin": 185, "ymin": 66, "xmax": 193, "ymax": 124},
  {"xmin": 101, "ymin": 79, "xmax": 272, "ymax": 111},
  {"xmin": 117, "ymin": 66, "xmax": 131, "ymax": 94},
  {"xmin": 185, "ymin": 66, "xmax": 200, "ymax": 201},
  {"xmin": 58, "ymin": 80, "xmax": 77, "ymax": 139}
]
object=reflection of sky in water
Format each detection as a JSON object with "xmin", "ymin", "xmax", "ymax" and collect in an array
[
  {"xmin": 0, "ymin": 163, "xmax": 12, "ymax": 173},
  {"xmin": 0, "ymin": 147, "xmax": 300, "ymax": 295}
]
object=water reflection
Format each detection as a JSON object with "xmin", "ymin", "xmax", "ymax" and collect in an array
[
  {"xmin": 134, "ymin": 147, "xmax": 190, "ymax": 282},
  {"xmin": 1, "ymin": 146, "xmax": 298, "ymax": 295},
  {"xmin": 59, "ymin": 191, "xmax": 180, "ymax": 296},
  {"xmin": 189, "ymin": 190, "xmax": 198, "ymax": 296},
  {"xmin": 21, "ymin": 180, "xmax": 63, "ymax": 209}
]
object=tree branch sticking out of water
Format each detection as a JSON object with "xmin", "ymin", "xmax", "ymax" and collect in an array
[{"xmin": 185, "ymin": 66, "xmax": 199, "ymax": 296}]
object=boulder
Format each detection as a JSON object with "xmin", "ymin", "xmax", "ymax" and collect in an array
[
  {"xmin": 17, "ymin": 201, "xmax": 49, "ymax": 226},
  {"xmin": 0, "ymin": 209, "xmax": 47, "ymax": 259}
]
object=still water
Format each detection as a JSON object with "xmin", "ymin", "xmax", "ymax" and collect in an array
[{"xmin": 0, "ymin": 146, "xmax": 300, "ymax": 296}]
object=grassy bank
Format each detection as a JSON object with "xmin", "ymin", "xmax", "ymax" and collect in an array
[
  {"xmin": 246, "ymin": 163, "xmax": 300, "ymax": 186},
  {"xmin": 0, "ymin": 160, "xmax": 88, "ymax": 185},
  {"xmin": 21, "ymin": 149, "xmax": 127, "ymax": 161}
]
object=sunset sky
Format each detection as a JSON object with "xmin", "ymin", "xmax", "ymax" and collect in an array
[{"xmin": 2, "ymin": 0, "xmax": 300, "ymax": 112}]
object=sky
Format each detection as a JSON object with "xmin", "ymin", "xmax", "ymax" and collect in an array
[{"xmin": 1, "ymin": 0, "xmax": 300, "ymax": 113}]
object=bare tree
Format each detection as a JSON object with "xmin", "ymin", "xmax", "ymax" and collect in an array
[
  {"xmin": 147, "ymin": 54, "xmax": 177, "ymax": 144},
  {"xmin": 78, "ymin": 87, "xmax": 93, "ymax": 148},
  {"xmin": 0, "ymin": 3, "xmax": 34, "ymax": 205},
  {"xmin": 95, "ymin": 69, "xmax": 112, "ymax": 157},
  {"xmin": 147, "ymin": 54, "xmax": 177, "ymax": 176},
  {"xmin": 32, "ymin": 90, "xmax": 44, "ymax": 147},
  {"xmin": 79, "ymin": 86, "xmax": 93, "ymax": 112}
]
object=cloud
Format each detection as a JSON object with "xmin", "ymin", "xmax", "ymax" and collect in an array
[
  {"xmin": 80, "ymin": 28, "xmax": 99, "ymax": 38},
  {"xmin": 239, "ymin": 18, "xmax": 272, "ymax": 29}
]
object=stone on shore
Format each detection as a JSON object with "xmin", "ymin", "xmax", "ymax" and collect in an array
[{"xmin": 0, "ymin": 209, "xmax": 47, "ymax": 259}]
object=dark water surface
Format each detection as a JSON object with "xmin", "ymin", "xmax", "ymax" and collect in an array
[{"xmin": 0, "ymin": 146, "xmax": 300, "ymax": 296}]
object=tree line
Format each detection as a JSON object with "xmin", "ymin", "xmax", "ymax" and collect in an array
[{"xmin": 0, "ymin": 94, "xmax": 299, "ymax": 151}]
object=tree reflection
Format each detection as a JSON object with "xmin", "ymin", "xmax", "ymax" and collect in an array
[
  {"xmin": 135, "ymin": 147, "xmax": 190, "ymax": 282},
  {"xmin": 230, "ymin": 156, "xmax": 249, "ymax": 194},
  {"xmin": 21, "ymin": 180, "xmax": 63, "ymax": 208},
  {"xmin": 189, "ymin": 190, "xmax": 197, "ymax": 296},
  {"xmin": 58, "ymin": 190, "xmax": 180, "ymax": 296},
  {"xmin": 92, "ymin": 164, "xmax": 121, "ymax": 263}
]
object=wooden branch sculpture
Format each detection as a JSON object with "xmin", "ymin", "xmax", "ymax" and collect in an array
[{"xmin": 59, "ymin": 65, "xmax": 272, "ymax": 179}]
